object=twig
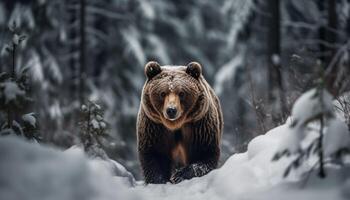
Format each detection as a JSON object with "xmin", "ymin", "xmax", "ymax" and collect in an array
[
  {"xmin": 325, "ymin": 40, "xmax": 349, "ymax": 76},
  {"xmin": 300, "ymin": 160, "xmax": 320, "ymax": 188},
  {"xmin": 246, "ymin": 64, "xmax": 266, "ymax": 133}
]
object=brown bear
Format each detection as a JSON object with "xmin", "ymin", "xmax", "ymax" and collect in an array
[{"xmin": 137, "ymin": 61, "xmax": 223, "ymax": 184}]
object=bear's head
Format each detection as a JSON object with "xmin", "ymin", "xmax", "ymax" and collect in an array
[{"xmin": 141, "ymin": 61, "xmax": 210, "ymax": 130}]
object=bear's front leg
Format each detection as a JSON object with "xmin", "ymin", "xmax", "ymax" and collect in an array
[
  {"xmin": 170, "ymin": 141, "xmax": 219, "ymax": 184},
  {"xmin": 140, "ymin": 151, "xmax": 171, "ymax": 184},
  {"xmin": 170, "ymin": 127, "xmax": 220, "ymax": 184},
  {"xmin": 170, "ymin": 162, "xmax": 215, "ymax": 184}
]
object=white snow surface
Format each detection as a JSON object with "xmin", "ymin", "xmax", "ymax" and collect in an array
[
  {"xmin": 291, "ymin": 88, "xmax": 333, "ymax": 126},
  {"xmin": 323, "ymin": 118, "xmax": 350, "ymax": 157},
  {"xmin": 1, "ymin": 121, "xmax": 349, "ymax": 200},
  {"xmin": 1, "ymin": 81, "xmax": 25, "ymax": 103},
  {"xmin": 0, "ymin": 137, "xmax": 138, "ymax": 200},
  {"xmin": 22, "ymin": 113, "xmax": 36, "ymax": 127}
]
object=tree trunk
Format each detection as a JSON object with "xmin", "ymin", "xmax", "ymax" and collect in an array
[
  {"xmin": 79, "ymin": 0, "xmax": 86, "ymax": 104},
  {"xmin": 319, "ymin": 0, "xmax": 338, "ymax": 95},
  {"xmin": 318, "ymin": 1, "xmax": 326, "ymax": 64},
  {"xmin": 68, "ymin": 0, "xmax": 78, "ymax": 101},
  {"xmin": 325, "ymin": 0, "xmax": 338, "ymax": 95},
  {"xmin": 267, "ymin": 0, "xmax": 287, "ymax": 125},
  {"xmin": 7, "ymin": 44, "xmax": 17, "ymax": 129},
  {"xmin": 92, "ymin": 1, "xmax": 109, "ymax": 87}
]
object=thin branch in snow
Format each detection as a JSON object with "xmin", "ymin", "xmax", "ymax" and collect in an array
[
  {"xmin": 283, "ymin": 21, "xmax": 346, "ymax": 37},
  {"xmin": 86, "ymin": 6, "xmax": 127, "ymax": 20},
  {"xmin": 283, "ymin": 21, "xmax": 319, "ymax": 30},
  {"xmin": 246, "ymin": 63, "xmax": 267, "ymax": 134},
  {"xmin": 302, "ymin": 39, "xmax": 344, "ymax": 49},
  {"xmin": 325, "ymin": 40, "xmax": 349, "ymax": 76}
]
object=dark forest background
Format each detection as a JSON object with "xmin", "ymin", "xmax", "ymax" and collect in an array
[{"xmin": 0, "ymin": 0, "xmax": 349, "ymax": 179}]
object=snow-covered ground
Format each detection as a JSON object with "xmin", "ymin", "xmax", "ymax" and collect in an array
[
  {"xmin": 0, "ymin": 118, "xmax": 349, "ymax": 200},
  {"xmin": 1, "ymin": 88, "xmax": 349, "ymax": 199}
]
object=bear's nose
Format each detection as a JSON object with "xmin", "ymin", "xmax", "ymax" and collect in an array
[{"xmin": 166, "ymin": 107, "xmax": 177, "ymax": 119}]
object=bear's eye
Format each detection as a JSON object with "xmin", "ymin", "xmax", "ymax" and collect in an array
[
  {"xmin": 160, "ymin": 92, "xmax": 166, "ymax": 98},
  {"xmin": 179, "ymin": 91, "xmax": 185, "ymax": 99}
]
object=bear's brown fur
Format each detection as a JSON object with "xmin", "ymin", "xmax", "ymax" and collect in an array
[{"xmin": 137, "ymin": 61, "xmax": 223, "ymax": 184}]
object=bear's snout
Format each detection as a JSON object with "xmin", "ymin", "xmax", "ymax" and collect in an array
[
  {"xmin": 166, "ymin": 107, "xmax": 177, "ymax": 120},
  {"xmin": 163, "ymin": 92, "xmax": 182, "ymax": 121}
]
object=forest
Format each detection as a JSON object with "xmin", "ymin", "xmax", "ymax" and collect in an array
[{"xmin": 0, "ymin": 0, "xmax": 350, "ymax": 199}]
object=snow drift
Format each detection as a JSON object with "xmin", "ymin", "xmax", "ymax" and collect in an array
[
  {"xmin": 1, "ymin": 120, "xmax": 349, "ymax": 200},
  {"xmin": 1, "ymin": 88, "xmax": 349, "ymax": 200},
  {"xmin": 0, "ymin": 137, "xmax": 138, "ymax": 200}
]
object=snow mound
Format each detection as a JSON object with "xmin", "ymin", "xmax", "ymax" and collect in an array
[
  {"xmin": 323, "ymin": 118, "xmax": 350, "ymax": 157},
  {"xmin": 0, "ymin": 136, "xmax": 138, "ymax": 200},
  {"xmin": 291, "ymin": 88, "xmax": 333, "ymax": 126},
  {"xmin": 65, "ymin": 145, "xmax": 136, "ymax": 186},
  {"xmin": 1, "ymin": 122, "xmax": 349, "ymax": 200}
]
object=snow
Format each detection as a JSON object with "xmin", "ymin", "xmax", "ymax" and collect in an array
[
  {"xmin": 139, "ymin": 0, "xmax": 155, "ymax": 20},
  {"xmin": 12, "ymin": 120, "xmax": 24, "ymax": 136},
  {"xmin": 147, "ymin": 35, "xmax": 171, "ymax": 64},
  {"xmin": 271, "ymin": 54, "xmax": 281, "ymax": 66},
  {"xmin": 1, "ymin": 44, "xmax": 10, "ymax": 56},
  {"xmin": 333, "ymin": 92, "xmax": 350, "ymax": 124},
  {"xmin": 12, "ymin": 34, "xmax": 19, "ymax": 45},
  {"xmin": 22, "ymin": 113, "xmax": 36, "ymax": 127},
  {"xmin": 8, "ymin": 4, "xmax": 22, "ymax": 29},
  {"xmin": 222, "ymin": 1, "xmax": 253, "ymax": 50},
  {"xmin": 81, "ymin": 104, "xmax": 88, "ymax": 112},
  {"xmin": 49, "ymin": 101, "xmax": 62, "ymax": 119},
  {"xmin": 65, "ymin": 146, "xmax": 136, "ymax": 186},
  {"xmin": 2, "ymin": 118, "xmax": 349, "ymax": 200},
  {"xmin": 1, "ymin": 86, "xmax": 349, "ymax": 199},
  {"xmin": 100, "ymin": 122, "xmax": 106, "ymax": 129},
  {"xmin": 214, "ymin": 55, "xmax": 243, "ymax": 95},
  {"xmin": 91, "ymin": 119, "xmax": 100, "ymax": 129},
  {"xmin": 23, "ymin": 6, "xmax": 35, "ymax": 29},
  {"xmin": 8, "ymin": 4, "xmax": 35, "ymax": 30},
  {"xmin": 47, "ymin": 57, "xmax": 63, "ymax": 84},
  {"xmin": 27, "ymin": 51, "xmax": 44, "ymax": 82},
  {"xmin": 0, "ymin": 136, "xmax": 138, "ymax": 200},
  {"xmin": 1, "ymin": 81, "xmax": 25, "ymax": 103},
  {"xmin": 122, "ymin": 27, "xmax": 146, "ymax": 67},
  {"xmin": 96, "ymin": 115, "xmax": 103, "ymax": 121},
  {"xmin": 291, "ymin": 88, "xmax": 333, "ymax": 127},
  {"xmin": 323, "ymin": 119, "xmax": 350, "ymax": 157}
]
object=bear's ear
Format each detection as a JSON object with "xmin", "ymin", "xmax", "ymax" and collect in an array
[
  {"xmin": 186, "ymin": 62, "xmax": 202, "ymax": 79},
  {"xmin": 145, "ymin": 61, "xmax": 161, "ymax": 79}
]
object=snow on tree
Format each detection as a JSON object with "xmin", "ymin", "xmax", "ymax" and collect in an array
[
  {"xmin": 78, "ymin": 101, "xmax": 110, "ymax": 159},
  {"xmin": 273, "ymin": 86, "xmax": 350, "ymax": 179},
  {"xmin": 0, "ymin": 22, "xmax": 39, "ymax": 141}
]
